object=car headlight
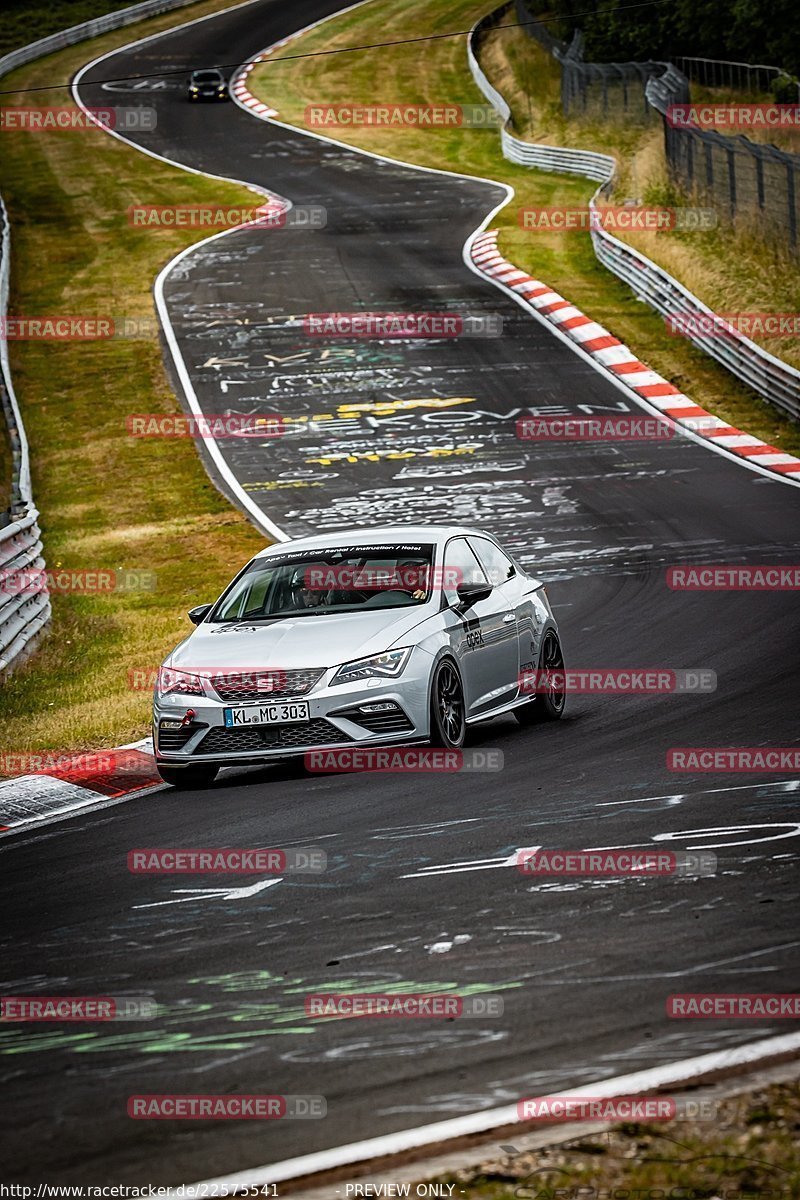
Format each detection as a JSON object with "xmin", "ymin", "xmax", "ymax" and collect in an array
[
  {"xmin": 157, "ymin": 666, "xmax": 205, "ymax": 697},
  {"xmin": 332, "ymin": 647, "xmax": 411, "ymax": 685}
]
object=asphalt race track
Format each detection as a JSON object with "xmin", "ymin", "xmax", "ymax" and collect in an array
[{"xmin": 1, "ymin": 0, "xmax": 799, "ymax": 1184}]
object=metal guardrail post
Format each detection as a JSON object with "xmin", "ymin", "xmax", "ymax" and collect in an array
[
  {"xmin": 0, "ymin": 200, "xmax": 52, "ymax": 673},
  {"xmin": 0, "ymin": 0, "xmax": 204, "ymax": 674},
  {"xmin": 467, "ymin": 9, "xmax": 800, "ymax": 423}
]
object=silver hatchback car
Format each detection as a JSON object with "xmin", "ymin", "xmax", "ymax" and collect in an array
[{"xmin": 153, "ymin": 524, "xmax": 565, "ymax": 787}]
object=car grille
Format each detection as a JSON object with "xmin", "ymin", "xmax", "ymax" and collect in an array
[
  {"xmin": 332, "ymin": 703, "xmax": 414, "ymax": 735},
  {"xmin": 157, "ymin": 722, "xmax": 206, "ymax": 752},
  {"xmin": 196, "ymin": 720, "xmax": 352, "ymax": 755},
  {"xmin": 209, "ymin": 667, "xmax": 326, "ymax": 703}
]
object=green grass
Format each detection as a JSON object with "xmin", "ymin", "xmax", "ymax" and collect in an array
[
  {"xmin": 0, "ymin": 0, "xmax": 269, "ymax": 759},
  {"xmin": 0, "ymin": 0, "xmax": 154, "ymax": 57},
  {"xmin": 424, "ymin": 1081, "xmax": 800, "ymax": 1198},
  {"xmin": 249, "ymin": 0, "xmax": 800, "ymax": 456},
  {"xmin": 481, "ymin": 17, "xmax": 800, "ymax": 370}
]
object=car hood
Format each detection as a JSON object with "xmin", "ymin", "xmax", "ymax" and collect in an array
[{"xmin": 168, "ymin": 606, "xmax": 435, "ymax": 672}]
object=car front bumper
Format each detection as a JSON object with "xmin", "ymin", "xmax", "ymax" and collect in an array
[{"xmin": 153, "ymin": 657, "xmax": 432, "ymax": 768}]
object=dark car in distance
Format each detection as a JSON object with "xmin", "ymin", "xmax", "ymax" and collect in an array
[{"xmin": 187, "ymin": 68, "xmax": 228, "ymax": 101}]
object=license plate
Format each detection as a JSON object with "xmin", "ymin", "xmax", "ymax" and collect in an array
[{"xmin": 224, "ymin": 701, "xmax": 310, "ymax": 726}]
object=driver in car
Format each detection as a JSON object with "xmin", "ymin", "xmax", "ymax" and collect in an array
[
  {"xmin": 396, "ymin": 558, "xmax": 429, "ymax": 601},
  {"xmin": 290, "ymin": 567, "xmax": 327, "ymax": 609}
]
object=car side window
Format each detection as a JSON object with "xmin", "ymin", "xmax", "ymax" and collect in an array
[
  {"xmin": 240, "ymin": 572, "xmax": 273, "ymax": 618},
  {"xmin": 442, "ymin": 538, "xmax": 489, "ymax": 605},
  {"xmin": 469, "ymin": 537, "xmax": 516, "ymax": 587}
]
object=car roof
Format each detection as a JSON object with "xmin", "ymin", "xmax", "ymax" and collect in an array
[
  {"xmin": 254, "ymin": 525, "xmax": 494, "ymax": 558},
  {"xmin": 191, "ymin": 68, "xmax": 223, "ymax": 76}
]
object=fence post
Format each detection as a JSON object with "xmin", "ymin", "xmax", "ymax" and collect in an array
[
  {"xmin": 755, "ymin": 155, "xmax": 764, "ymax": 208},
  {"xmin": 727, "ymin": 146, "xmax": 737, "ymax": 217}
]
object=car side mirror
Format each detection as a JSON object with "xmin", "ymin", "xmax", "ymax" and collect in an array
[
  {"xmin": 455, "ymin": 580, "xmax": 493, "ymax": 609},
  {"xmin": 188, "ymin": 603, "xmax": 212, "ymax": 625}
]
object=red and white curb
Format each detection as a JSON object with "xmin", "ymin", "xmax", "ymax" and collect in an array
[
  {"xmin": 231, "ymin": 58, "xmax": 277, "ymax": 117},
  {"xmin": 230, "ymin": 46, "xmax": 800, "ymax": 485},
  {"xmin": 471, "ymin": 229, "xmax": 800, "ymax": 479},
  {"xmin": 0, "ymin": 739, "xmax": 161, "ymax": 833},
  {"xmin": 230, "ymin": 23, "xmax": 315, "ymax": 116}
]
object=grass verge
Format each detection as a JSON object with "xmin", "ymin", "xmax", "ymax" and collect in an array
[
  {"xmin": 481, "ymin": 17, "xmax": 800, "ymax": 370},
  {"xmin": 0, "ymin": 0, "xmax": 165, "ymax": 58},
  {"xmin": 425, "ymin": 1080, "xmax": 800, "ymax": 1198},
  {"xmin": 249, "ymin": 0, "xmax": 800, "ymax": 455},
  {"xmin": 0, "ymin": 0, "xmax": 268, "ymax": 759}
]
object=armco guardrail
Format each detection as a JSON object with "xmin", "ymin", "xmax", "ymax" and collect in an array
[
  {"xmin": 0, "ymin": 201, "xmax": 50, "ymax": 673},
  {"xmin": 467, "ymin": 10, "xmax": 800, "ymax": 422},
  {"xmin": 0, "ymin": 0, "xmax": 199, "ymax": 77},
  {"xmin": 589, "ymin": 215, "xmax": 800, "ymax": 421},
  {"xmin": 500, "ymin": 126, "xmax": 614, "ymax": 181},
  {"xmin": 468, "ymin": 12, "xmax": 615, "ymax": 183},
  {"xmin": 0, "ymin": 0, "xmax": 204, "ymax": 673}
]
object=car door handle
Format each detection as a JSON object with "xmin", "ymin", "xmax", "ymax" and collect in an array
[{"xmin": 503, "ymin": 612, "xmax": 516, "ymax": 623}]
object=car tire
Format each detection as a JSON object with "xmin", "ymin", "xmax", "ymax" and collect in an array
[
  {"xmin": 429, "ymin": 658, "xmax": 466, "ymax": 748},
  {"xmin": 156, "ymin": 764, "xmax": 219, "ymax": 789},
  {"xmin": 515, "ymin": 630, "xmax": 566, "ymax": 724}
]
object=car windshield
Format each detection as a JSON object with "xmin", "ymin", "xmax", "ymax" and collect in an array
[
  {"xmin": 209, "ymin": 543, "xmax": 437, "ymax": 621},
  {"xmin": 193, "ymin": 71, "xmax": 222, "ymax": 81}
]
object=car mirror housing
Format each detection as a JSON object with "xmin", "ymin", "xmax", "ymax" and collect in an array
[
  {"xmin": 455, "ymin": 581, "xmax": 493, "ymax": 609},
  {"xmin": 188, "ymin": 603, "xmax": 213, "ymax": 625}
]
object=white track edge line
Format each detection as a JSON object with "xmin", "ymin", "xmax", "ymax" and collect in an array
[
  {"xmin": 179, "ymin": 1031, "xmax": 800, "ymax": 1190},
  {"xmin": 18, "ymin": 7, "xmax": 799, "ymax": 1185},
  {"xmin": 70, "ymin": 0, "xmax": 291, "ymax": 541},
  {"xmin": 231, "ymin": 14, "xmax": 800, "ymax": 490}
]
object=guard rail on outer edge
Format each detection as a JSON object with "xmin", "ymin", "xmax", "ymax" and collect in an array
[
  {"xmin": 467, "ymin": 10, "xmax": 800, "ymax": 422},
  {"xmin": 0, "ymin": 0, "xmax": 200, "ymax": 77},
  {"xmin": 0, "ymin": 0, "xmax": 204, "ymax": 673},
  {"xmin": 0, "ymin": 201, "xmax": 50, "ymax": 672}
]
